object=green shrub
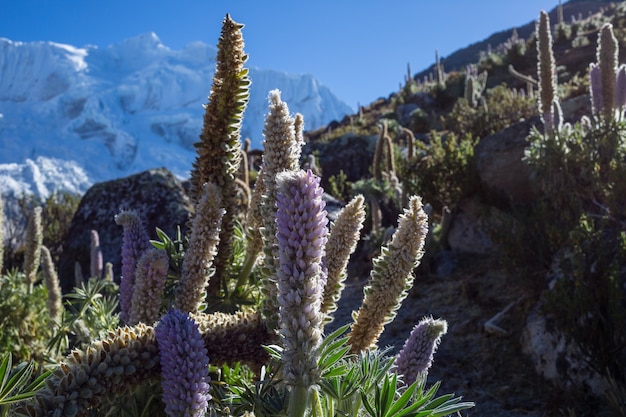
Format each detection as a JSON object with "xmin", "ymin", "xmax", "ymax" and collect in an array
[
  {"xmin": 521, "ymin": 113, "xmax": 626, "ymax": 410},
  {"xmin": 0, "ymin": 269, "xmax": 52, "ymax": 363},
  {"xmin": 545, "ymin": 215, "xmax": 626, "ymax": 380},
  {"xmin": 443, "ymin": 84, "xmax": 536, "ymax": 139},
  {"xmin": 403, "ymin": 131, "xmax": 478, "ymax": 214},
  {"xmin": 327, "ymin": 169, "xmax": 350, "ymax": 202}
]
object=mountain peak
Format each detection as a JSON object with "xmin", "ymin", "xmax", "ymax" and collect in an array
[{"xmin": 0, "ymin": 35, "xmax": 352, "ymax": 198}]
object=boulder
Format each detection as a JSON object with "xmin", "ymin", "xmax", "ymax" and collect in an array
[
  {"xmin": 303, "ymin": 133, "xmax": 377, "ymax": 193},
  {"xmin": 520, "ymin": 248, "xmax": 612, "ymax": 397},
  {"xmin": 58, "ymin": 168, "xmax": 193, "ymax": 291},
  {"xmin": 395, "ymin": 103, "xmax": 418, "ymax": 126},
  {"xmin": 475, "ymin": 117, "xmax": 539, "ymax": 204},
  {"xmin": 561, "ymin": 94, "xmax": 591, "ymax": 123},
  {"xmin": 446, "ymin": 197, "xmax": 508, "ymax": 255},
  {"xmin": 475, "ymin": 96, "xmax": 591, "ymax": 206}
]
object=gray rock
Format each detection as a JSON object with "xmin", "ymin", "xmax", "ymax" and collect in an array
[
  {"xmin": 446, "ymin": 197, "xmax": 509, "ymax": 255},
  {"xmin": 58, "ymin": 167, "xmax": 193, "ymax": 291},
  {"xmin": 303, "ymin": 133, "xmax": 377, "ymax": 192},
  {"xmin": 521, "ymin": 302, "xmax": 609, "ymax": 396},
  {"xmin": 322, "ymin": 192, "xmax": 344, "ymax": 223},
  {"xmin": 475, "ymin": 117, "xmax": 539, "ymax": 204},
  {"xmin": 521, "ymin": 248, "xmax": 611, "ymax": 397},
  {"xmin": 396, "ymin": 103, "xmax": 419, "ymax": 126},
  {"xmin": 561, "ymin": 94, "xmax": 591, "ymax": 123},
  {"xmin": 474, "ymin": 95, "xmax": 591, "ymax": 206}
]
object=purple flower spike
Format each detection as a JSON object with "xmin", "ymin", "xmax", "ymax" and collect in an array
[
  {"xmin": 156, "ymin": 309, "xmax": 211, "ymax": 417},
  {"xmin": 114, "ymin": 209, "xmax": 151, "ymax": 323},
  {"xmin": 275, "ymin": 169, "xmax": 328, "ymax": 388},
  {"xmin": 395, "ymin": 317, "xmax": 448, "ymax": 386}
]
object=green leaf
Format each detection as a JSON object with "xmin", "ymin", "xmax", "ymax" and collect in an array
[
  {"xmin": 322, "ymin": 364, "xmax": 348, "ymax": 379},
  {"xmin": 387, "ymin": 379, "xmax": 419, "ymax": 417},
  {"xmin": 379, "ymin": 374, "xmax": 396, "ymax": 416},
  {"xmin": 150, "ymin": 240, "xmax": 166, "ymax": 250},
  {"xmin": 423, "ymin": 393, "xmax": 453, "ymax": 410},
  {"xmin": 262, "ymin": 344, "xmax": 282, "ymax": 360},
  {"xmin": 319, "ymin": 346, "xmax": 350, "ymax": 372},
  {"xmin": 0, "ymin": 355, "xmax": 46, "ymax": 407},
  {"xmin": 0, "ymin": 354, "xmax": 10, "ymax": 393},
  {"xmin": 361, "ymin": 390, "xmax": 376, "ymax": 417},
  {"xmin": 430, "ymin": 400, "xmax": 475, "ymax": 417},
  {"xmin": 406, "ymin": 381, "xmax": 439, "ymax": 412}
]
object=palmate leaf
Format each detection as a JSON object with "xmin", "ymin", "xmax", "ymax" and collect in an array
[
  {"xmin": 360, "ymin": 373, "xmax": 474, "ymax": 417},
  {"xmin": 0, "ymin": 353, "xmax": 49, "ymax": 407}
]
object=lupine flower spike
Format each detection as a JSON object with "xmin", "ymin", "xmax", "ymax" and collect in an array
[
  {"xmin": 115, "ymin": 209, "xmax": 151, "ymax": 323},
  {"xmin": 156, "ymin": 310, "xmax": 211, "ymax": 417},
  {"xmin": 395, "ymin": 317, "xmax": 448, "ymax": 386},
  {"xmin": 40, "ymin": 245, "xmax": 62, "ymax": 326},
  {"xmin": 175, "ymin": 182, "xmax": 224, "ymax": 314},
  {"xmin": 614, "ymin": 65, "xmax": 626, "ymax": 117},
  {"xmin": 536, "ymin": 11, "xmax": 560, "ymax": 135},
  {"xmin": 275, "ymin": 169, "xmax": 328, "ymax": 417},
  {"xmin": 188, "ymin": 14, "xmax": 250, "ymax": 294},
  {"xmin": 590, "ymin": 62, "xmax": 603, "ymax": 116},
  {"xmin": 259, "ymin": 89, "xmax": 304, "ymax": 329},
  {"xmin": 90, "ymin": 230, "xmax": 103, "ymax": 279},
  {"xmin": 23, "ymin": 206, "xmax": 43, "ymax": 292},
  {"xmin": 321, "ymin": 194, "xmax": 366, "ymax": 325},
  {"xmin": 598, "ymin": 23, "xmax": 618, "ymax": 121},
  {"xmin": 16, "ymin": 324, "xmax": 160, "ymax": 417},
  {"xmin": 349, "ymin": 196, "xmax": 429, "ymax": 354},
  {"xmin": 129, "ymin": 248, "xmax": 169, "ymax": 325}
]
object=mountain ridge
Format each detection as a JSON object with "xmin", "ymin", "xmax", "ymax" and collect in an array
[{"xmin": 0, "ymin": 33, "xmax": 352, "ymax": 198}]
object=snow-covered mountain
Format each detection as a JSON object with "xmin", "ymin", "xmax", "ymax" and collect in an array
[{"xmin": 0, "ymin": 33, "xmax": 353, "ymax": 198}]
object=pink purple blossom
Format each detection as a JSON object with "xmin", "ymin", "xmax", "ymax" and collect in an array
[
  {"xmin": 395, "ymin": 317, "xmax": 448, "ymax": 386},
  {"xmin": 155, "ymin": 309, "xmax": 211, "ymax": 417},
  {"xmin": 275, "ymin": 169, "xmax": 328, "ymax": 388}
]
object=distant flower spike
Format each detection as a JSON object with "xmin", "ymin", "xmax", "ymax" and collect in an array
[
  {"xmin": 90, "ymin": 230, "xmax": 103, "ymax": 279},
  {"xmin": 115, "ymin": 209, "xmax": 151, "ymax": 323},
  {"xmin": 23, "ymin": 206, "xmax": 43, "ymax": 291},
  {"xmin": 40, "ymin": 245, "xmax": 62, "ymax": 325},
  {"xmin": 597, "ymin": 23, "xmax": 618, "ymax": 120},
  {"xmin": 590, "ymin": 63, "xmax": 603, "ymax": 115},
  {"xmin": 348, "ymin": 196, "xmax": 429, "ymax": 354},
  {"xmin": 239, "ymin": 168, "xmax": 266, "ymax": 285},
  {"xmin": 536, "ymin": 10, "xmax": 559, "ymax": 134},
  {"xmin": 614, "ymin": 64, "xmax": 626, "ymax": 112}
]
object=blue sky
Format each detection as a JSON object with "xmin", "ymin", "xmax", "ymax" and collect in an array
[{"xmin": 1, "ymin": 0, "xmax": 559, "ymax": 110}]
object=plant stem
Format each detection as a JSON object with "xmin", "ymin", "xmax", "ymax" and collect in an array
[{"xmin": 288, "ymin": 385, "xmax": 309, "ymax": 417}]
